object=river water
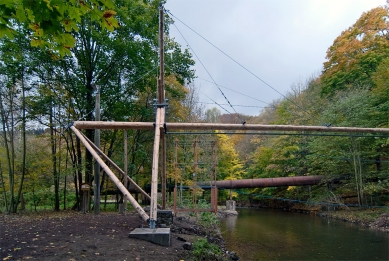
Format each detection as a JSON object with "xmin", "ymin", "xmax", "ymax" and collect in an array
[{"xmin": 220, "ymin": 208, "xmax": 388, "ymax": 260}]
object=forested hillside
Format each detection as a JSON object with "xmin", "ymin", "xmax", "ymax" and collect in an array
[
  {"xmin": 1, "ymin": 2, "xmax": 389, "ymax": 213},
  {"xmin": 219, "ymin": 6, "xmax": 389, "ymax": 208}
]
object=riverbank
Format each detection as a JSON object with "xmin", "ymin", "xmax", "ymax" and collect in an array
[
  {"xmin": 236, "ymin": 199, "xmax": 389, "ymax": 232},
  {"xmin": 288, "ymin": 203, "xmax": 389, "ymax": 232},
  {"xmin": 1, "ymin": 210, "xmax": 237, "ymax": 261}
]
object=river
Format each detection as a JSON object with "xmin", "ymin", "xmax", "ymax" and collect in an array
[{"xmin": 220, "ymin": 208, "xmax": 388, "ymax": 260}]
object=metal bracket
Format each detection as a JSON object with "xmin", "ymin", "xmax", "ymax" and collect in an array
[
  {"xmin": 149, "ymin": 219, "xmax": 156, "ymax": 229},
  {"xmin": 153, "ymin": 98, "xmax": 169, "ymax": 115},
  {"xmin": 163, "ymin": 123, "xmax": 167, "ymax": 134}
]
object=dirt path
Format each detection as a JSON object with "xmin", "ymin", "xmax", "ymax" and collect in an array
[{"xmin": 1, "ymin": 211, "xmax": 198, "ymax": 261}]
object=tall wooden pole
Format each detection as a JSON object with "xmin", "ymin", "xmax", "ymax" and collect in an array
[
  {"xmin": 159, "ymin": 6, "xmax": 167, "ymax": 210},
  {"xmin": 150, "ymin": 107, "xmax": 164, "ymax": 227},
  {"xmin": 94, "ymin": 84, "xmax": 100, "ymax": 214},
  {"xmin": 149, "ymin": 5, "xmax": 166, "ymax": 227}
]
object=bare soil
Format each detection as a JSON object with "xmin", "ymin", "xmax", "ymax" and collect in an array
[{"xmin": 1, "ymin": 210, "xmax": 210, "ymax": 261}]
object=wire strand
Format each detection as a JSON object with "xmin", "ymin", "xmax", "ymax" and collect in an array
[
  {"xmin": 166, "ymin": 10, "xmax": 312, "ymax": 118},
  {"xmin": 169, "ymin": 16, "xmax": 245, "ymax": 123}
]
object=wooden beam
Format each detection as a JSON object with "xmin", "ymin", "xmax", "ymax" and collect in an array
[
  {"xmin": 123, "ymin": 130, "xmax": 128, "ymax": 211},
  {"xmin": 73, "ymin": 121, "xmax": 153, "ymax": 130},
  {"xmin": 70, "ymin": 126, "xmax": 149, "ymax": 222},
  {"xmin": 72, "ymin": 121, "xmax": 389, "ymax": 134},
  {"xmin": 150, "ymin": 107, "xmax": 165, "ymax": 227}
]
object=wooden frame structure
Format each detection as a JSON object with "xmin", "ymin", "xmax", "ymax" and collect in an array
[
  {"xmin": 69, "ymin": 4, "xmax": 389, "ymax": 229},
  {"xmin": 71, "ymin": 119, "xmax": 389, "ymax": 227}
]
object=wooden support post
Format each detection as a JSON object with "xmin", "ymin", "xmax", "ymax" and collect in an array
[
  {"xmin": 159, "ymin": 5, "xmax": 167, "ymax": 211},
  {"xmin": 71, "ymin": 126, "xmax": 149, "ymax": 222},
  {"xmin": 173, "ymin": 186, "xmax": 177, "ymax": 215},
  {"xmin": 123, "ymin": 130, "xmax": 128, "ymax": 213},
  {"xmin": 150, "ymin": 107, "xmax": 164, "ymax": 228},
  {"xmin": 215, "ymin": 187, "xmax": 218, "ymax": 213},
  {"xmin": 193, "ymin": 138, "xmax": 198, "ymax": 208},
  {"xmin": 161, "ymin": 131, "xmax": 166, "ymax": 209},
  {"xmin": 94, "ymin": 84, "xmax": 100, "ymax": 214}
]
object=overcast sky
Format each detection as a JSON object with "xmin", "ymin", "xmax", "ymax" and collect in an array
[{"xmin": 164, "ymin": 0, "xmax": 386, "ymax": 117}]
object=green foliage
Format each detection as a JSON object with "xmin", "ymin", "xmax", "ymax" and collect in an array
[
  {"xmin": 0, "ymin": 0, "xmax": 119, "ymax": 56},
  {"xmin": 217, "ymin": 133, "xmax": 245, "ymax": 180},
  {"xmin": 191, "ymin": 237, "xmax": 222, "ymax": 261},
  {"xmin": 198, "ymin": 212, "xmax": 219, "ymax": 231}
]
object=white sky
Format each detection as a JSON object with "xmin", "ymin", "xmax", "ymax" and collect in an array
[{"xmin": 165, "ymin": 0, "xmax": 386, "ymax": 117}]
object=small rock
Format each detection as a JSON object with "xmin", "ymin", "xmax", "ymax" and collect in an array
[
  {"xmin": 177, "ymin": 236, "xmax": 186, "ymax": 242},
  {"xmin": 182, "ymin": 242, "xmax": 192, "ymax": 250},
  {"xmin": 229, "ymin": 251, "xmax": 239, "ymax": 260}
]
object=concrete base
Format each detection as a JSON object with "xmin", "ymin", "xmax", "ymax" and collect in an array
[
  {"xmin": 129, "ymin": 228, "xmax": 171, "ymax": 246},
  {"xmin": 226, "ymin": 200, "xmax": 236, "ymax": 211}
]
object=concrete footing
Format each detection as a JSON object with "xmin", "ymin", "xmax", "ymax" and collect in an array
[
  {"xmin": 223, "ymin": 200, "xmax": 238, "ymax": 215},
  {"xmin": 129, "ymin": 228, "xmax": 171, "ymax": 246},
  {"xmin": 226, "ymin": 200, "xmax": 236, "ymax": 211}
]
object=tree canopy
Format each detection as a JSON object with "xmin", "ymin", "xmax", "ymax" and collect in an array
[{"xmin": 0, "ymin": 0, "xmax": 119, "ymax": 56}]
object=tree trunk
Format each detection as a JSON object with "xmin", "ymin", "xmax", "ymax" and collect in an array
[
  {"xmin": 0, "ymin": 89, "xmax": 14, "ymax": 214},
  {"xmin": 14, "ymin": 74, "xmax": 27, "ymax": 213},
  {"xmin": 50, "ymin": 107, "xmax": 60, "ymax": 211},
  {"xmin": 0, "ymin": 163, "xmax": 8, "ymax": 211}
]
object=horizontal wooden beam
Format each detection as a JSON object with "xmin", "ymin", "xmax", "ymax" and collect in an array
[
  {"xmin": 73, "ymin": 121, "xmax": 389, "ymax": 134},
  {"xmin": 73, "ymin": 121, "xmax": 154, "ymax": 130}
]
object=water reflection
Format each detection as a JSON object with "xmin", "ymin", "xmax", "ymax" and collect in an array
[
  {"xmin": 224, "ymin": 214, "xmax": 238, "ymax": 232},
  {"xmin": 221, "ymin": 208, "xmax": 389, "ymax": 260}
]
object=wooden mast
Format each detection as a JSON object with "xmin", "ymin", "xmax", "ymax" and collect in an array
[
  {"xmin": 149, "ymin": 4, "xmax": 166, "ymax": 228},
  {"xmin": 159, "ymin": 5, "xmax": 167, "ymax": 210}
]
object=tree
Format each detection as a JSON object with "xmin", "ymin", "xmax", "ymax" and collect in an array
[
  {"xmin": 0, "ymin": 0, "xmax": 118, "ymax": 56},
  {"xmin": 321, "ymin": 6, "xmax": 389, "ymax": 95},
  {"xmin": 0, "ymin": 27, "xmax": 33, "ymax": 213},
  {"xmin": 205, "ymin": 108, "xmax": 221, "ymax": 123},
  {"xmin": 216, "ymin": 134, "xmax": 245, "ymax": 181}
]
